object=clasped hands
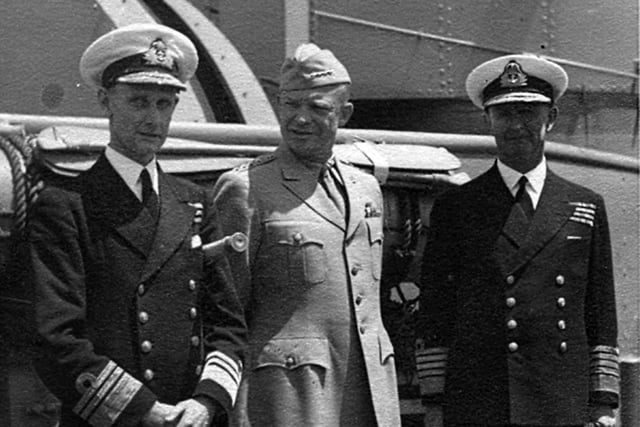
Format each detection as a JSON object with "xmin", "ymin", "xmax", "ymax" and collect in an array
[{"xmin": 141, "ymin": 396, "xmax": 218, "ymax": 427}]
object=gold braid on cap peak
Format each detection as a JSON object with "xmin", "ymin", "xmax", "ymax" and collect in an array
[
  {"xmin": 101, "ymin": 37, "xmax": 182, "ymax": 89},
  {"xmin": 482, "ymin": 60, "xmax": 554, "ymax": 105}
]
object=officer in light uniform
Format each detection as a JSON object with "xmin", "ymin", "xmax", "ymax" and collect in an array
[
  {"xmin": 415, "ymin": 54, "xmax": 619, "ymax": 427},
  {"xmin": 213, "ymin": 43, "xmax": 401, "ymax": 426},
  {"xmin": 28, "ymin": 23, "xmax": 246, "ymax": 426}
]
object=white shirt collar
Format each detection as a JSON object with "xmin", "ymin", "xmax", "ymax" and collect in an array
[
  {"xmin": 496, "ymin": 157, "xmax": 547, "ymax": 208},
  {"xmin": 105, "ymin": 146, "xmax": 159, "ymax": 201}
]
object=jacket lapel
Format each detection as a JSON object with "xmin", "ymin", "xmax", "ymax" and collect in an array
[
  {"xmin": 82, "ymin": 154, "xmax": 154, "ymax": 258},
  {"xmin": 473, "ymin": 165, "xmax": 515, "ymax": 244},
  {"xmin": 278, "ymin": 152, "xmax": 346, "ymax": 231},
  {"xmin": 503, "ymin": 170, "xmax": 573, "ymax": 274},
  {"xmin": 138, "ymin": 169, "xmax": 195, "ymax": 283}
]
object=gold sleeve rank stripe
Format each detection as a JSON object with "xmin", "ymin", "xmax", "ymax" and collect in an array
[
  {"xmin": 73, "ymin": 360, "xmax": 143, "ymax": 426},
  {"xmin": 415, "ymin": 346, "xmax": 448, "ymax": 395},
  {"xmin": 589, "ymin": 345, "xmax": 620, "ymax": 396},
  {"xmin": 201, "ymin": 351, "xmax": 242, "ymax": 404}
]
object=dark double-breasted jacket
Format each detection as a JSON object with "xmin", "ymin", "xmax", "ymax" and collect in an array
[
  {"xmin": 213, "ymin": 147, "xmax": 401, "ymax": 426},
  {"xmin": 27, "ymin": 154, "xmax": 246, "ymax": 426},
  {"xmin": 416, "ymin": 164, "xmax": 619, "ymax": 426}
]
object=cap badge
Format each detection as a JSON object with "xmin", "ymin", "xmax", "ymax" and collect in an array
[
  {"xmin": 143, "ymin": 38, "xmax": 174, "ymax": 69},
  {"xmin": 500, "ymin": 61, "xmax": 528, "ymax": 88}
]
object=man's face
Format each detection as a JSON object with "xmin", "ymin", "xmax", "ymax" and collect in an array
[
  {"xmin": 99, "ymin": 83, "xmax": 179, "ymax": 165},
  {"xmin": 486, "ymin": 102, "xmax": 558, "ymax": 173},
  {"xmin": 277, "ymin": 85, "xmax": 353, "ymax": 164}
]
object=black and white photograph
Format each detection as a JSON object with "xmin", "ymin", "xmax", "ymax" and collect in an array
[{"xmin": 0, "ymin": 1, "xmax": 637, "ymax": 426}]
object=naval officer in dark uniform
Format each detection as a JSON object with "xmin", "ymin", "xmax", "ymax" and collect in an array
[
  {"xmin": 27, "ymin": 24, "xmax": 246, "ymax": 426},
  {"xmin": 415, "ymin": 54, "xmax": 619, "ymax": 427}
]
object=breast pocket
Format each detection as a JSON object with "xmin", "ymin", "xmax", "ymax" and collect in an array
[
  {"xmin": 261, "ymin": 221, "xmax": 328, "ymax": 286},
  {"xmin": 366, "ymin": 218, "xmax": 384, "ymax": 280},
  {"xmin": 561, "ymin": 222, "xmax": 592, "ymax": 269}
]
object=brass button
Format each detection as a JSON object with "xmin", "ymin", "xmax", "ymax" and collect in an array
[
  {"xmin": 557, "ymin": 320, "xmax": 566, "ymax": 330},
  {"xmin": 143, "ymin": 369, "xmax": 154, "ymax": 381},
  {"xmin": 559, "ymin": 342, "xmax": 568, "ymax": 353},
  {"xmin": 141, "ymin": 340, "xmax": 152, "ymax": 353},
  {"xmin": 189, "ymin": 307, "xmax": 198, "ymax": 319},
  {"xmin": 557, "ymin": 297, "xmax": 566, "ymax": 308},
  {"xmin": 506, "ymin": 275, "xmax": 515, "ymax": 285},
  {"xmin": 506, "ymin": 297, "xmax": 516, "ymax": 308},
  {"xmin": 507, "ymin": 319, "xmax": 517, "ymax": 330},
  {"xmin": 555, "ymin": 275, "xmax": 565, "ymax": 286},
  {"xmin": 355, "ymin": 295, "xmax": 363, "ymax": 305},
  {"xmin": 137, "ymin": 284, "xmax": 145, "ymax": 296},
  {"xmin": 508, "ymin": 342, "xmax": 518, "ymax": 352},
  {"xmin": 138, "ymin": 311, "xmax": 149, "ymax": 324},
  {"xmin": 195, "ymin": 365, "xmax": 202, "ymax": 376},
  {"xmin": 188, "ymin": 280, "xmax": 196, "ymax": 291},
  {"xmin": 285, "ymin": 356, "xmax": 295, "ymax": 367},
  {"xmin": 293, "ymin": 233, "xmax": 302, "ymax": 243},
  {"xmin": 351, "ymin": 267, "xmax": 360, "ymax": 276},
  {"xmin": 190, "ymin": 336, "xmax": 200, "ymax": 347}
]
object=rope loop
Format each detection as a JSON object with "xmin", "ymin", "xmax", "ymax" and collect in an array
[{"xmin": 0, "ymin": 132, "xmax": 42, "ymax": 236}]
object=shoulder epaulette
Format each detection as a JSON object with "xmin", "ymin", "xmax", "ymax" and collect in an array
[{"xmin": 233, "ymin": 153, "xmax": 276, "ymax": 172}]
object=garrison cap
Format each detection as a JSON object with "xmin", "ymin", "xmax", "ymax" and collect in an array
[
  {"xmin": 465, "ymin": 54, "xmax": 568, "ymax": 109},
  {"xmin": 80, "ymin": 23, "xmax": 198, "ymax": 91},
  {"xmin": 279, "ymin": 43, "xmax": 351, "ymax": 91}
]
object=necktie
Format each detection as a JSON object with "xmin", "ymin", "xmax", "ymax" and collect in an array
[
  {"xmin": 319, "ymin": 162, "xmax": 346, "ymax": 217},
  {"xmin": 140, "ymin": 168, "xmax": 159, "ymax": 221},
  {"xmin": 515, "ymin": 176, "xmax": 534, "ymax": 220}
]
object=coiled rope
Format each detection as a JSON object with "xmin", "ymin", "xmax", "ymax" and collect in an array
[{"xmin": 0, "ymin": 129, "xmax": 42, "ymax": 235}]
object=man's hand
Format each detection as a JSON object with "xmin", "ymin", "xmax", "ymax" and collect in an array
[
  {"xmin": 590, "ymin": 404, "xmax": 616, "ymax": 427},
  {"xmin": 141, "ymin": 401, "xmax": 185, "ymax": 426},
  {"xmin": 174, "ymin": 397, "xmax": 218, "ymax": 427}
]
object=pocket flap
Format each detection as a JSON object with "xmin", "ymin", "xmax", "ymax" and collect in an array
[
  {"xmin": 265, "ymin": 222, "xmax": 326, "ymax": 247},
  {"xmin": 378, "ymin": 333, "xmax": 395, "ymax": 364},
  {"xmin": 254, "ymin": 337, "xmax": 331, "ymax": 370},
  {"xmin": 366, "ymin": 219, "xmax": 383, "ymax": 245}
]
